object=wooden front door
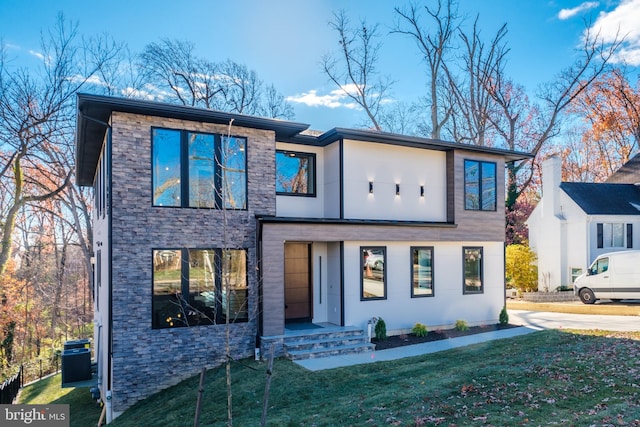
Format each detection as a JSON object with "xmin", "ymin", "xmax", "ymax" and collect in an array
[{"xmin": 284, "ymin": 242, "xmax": 312, "ymax": 321}]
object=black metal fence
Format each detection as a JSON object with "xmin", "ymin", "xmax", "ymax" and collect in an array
[{"xmin": 0, "ymin": 366, "xmax": 23, "ymax": 404}]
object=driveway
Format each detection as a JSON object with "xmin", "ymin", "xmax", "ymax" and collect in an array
[{"xmin": 508, "ymin": 309, "xmax": 640, "ymax": 332}]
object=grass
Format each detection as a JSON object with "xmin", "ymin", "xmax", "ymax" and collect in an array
[
  {"xmin": 18, "ymin": 374, "xmax": 102, "ymax": 426},
  {"xmin": 20, "ymin": 329, "xmax": 640, "ymax": 426}
]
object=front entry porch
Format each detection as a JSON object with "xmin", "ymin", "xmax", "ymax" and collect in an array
[{"xmin": 260, "ymin": 323, "xmax": 374, "ymax": 360}]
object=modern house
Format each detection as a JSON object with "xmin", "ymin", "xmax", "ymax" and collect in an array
[
  {"xmin": 75, "ymin": 93, "xmax": 530, "ymax": 422},
  {"xmin": 527, "ymin": 156, "xmax": 640, "ymax": 290}
]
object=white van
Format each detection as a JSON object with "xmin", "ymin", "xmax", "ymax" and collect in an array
[{"xmin": 574, "ymin": 251, "xmax": 640, "ymax": 304}]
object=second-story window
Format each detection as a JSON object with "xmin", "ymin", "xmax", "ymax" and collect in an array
[
  {"xmin": 276, "ymin": 150, "xmax": 316, "ymax": 196},
  {"xmin": 152, "ymin": 128, "xmax": 247, "ymax": 209},
  {"xmin": 464, "ymin": 160, "xmax": 496, "ymax": 211}
]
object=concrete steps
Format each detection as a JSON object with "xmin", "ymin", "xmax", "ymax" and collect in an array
[{"xmin": 283, "ymin": 326, "xmax": 375, "ymax": 360}]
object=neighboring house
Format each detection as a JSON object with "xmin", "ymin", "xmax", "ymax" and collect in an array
[
  {"xmin": 75, "ymin": 93, "xmax": 530, "ymax": 422},
  {"xmin": 527, "ymin": 156, "xmax": 640, "ymax": 291}
]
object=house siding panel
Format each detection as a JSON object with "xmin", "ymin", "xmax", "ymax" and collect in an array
[{"xmin": 107, "ymin": 112, "xmax": 271, "ymax": 414}]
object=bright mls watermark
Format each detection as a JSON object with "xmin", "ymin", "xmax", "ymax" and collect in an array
[{"xmin": 0, "ymin": 405, "xmax": 69, "ymax": 427}]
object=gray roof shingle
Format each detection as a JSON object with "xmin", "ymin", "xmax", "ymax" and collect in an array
[
  {"xmin": 560, "ymin": 182, "xmax": 640, "ymax": 215},
  {"xmin": 606, "ymin": 153, "xmax": 640, "ymax": 184}
]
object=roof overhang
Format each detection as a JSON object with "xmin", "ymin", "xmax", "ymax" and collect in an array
[
  {"xmin": 313, "ymin": 128, "xmax": 533, "ymax": 163},
  {"xmin": 75, "ymin": 93, "xmax": 310, "ymax": 186}
]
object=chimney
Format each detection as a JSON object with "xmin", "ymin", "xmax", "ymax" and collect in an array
[{"xmin": 542, "ymin": 155, "xmax": 562, "ymax": 217}]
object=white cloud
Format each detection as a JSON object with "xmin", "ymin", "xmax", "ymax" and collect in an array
[
  {"xmin": 28, "ymin": 50, "xmax": 45, "ymax": 61},
  {"xmin": 120, "ymin": 83, "xmax": 171, "ymax": 101},
  {"xmin": 558, "ymin": 1, "xmax": 599, "ymax": 20},
  {"xmin": 68, "ymin": 74, "xmax": 109, "ymax": 87},
  {"xmin": 588, "ymin": 0, "xmax": 640, "ymax": 65},
  {"xmin": 286, "ymin": 88, "xmax": 360, "ymax": 109}
]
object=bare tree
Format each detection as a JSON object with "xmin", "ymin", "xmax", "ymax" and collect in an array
[
  {"xmin": 321, "ymin": 10, "xmax": 393, "ymax": 131},
  {"xmin": 447, "ymin": 19, "xmax": 509, "ymax": 146},
  {"xmin": 138, "ymin": 39, "xmax": 293, "ymax": 118},
  {"xmin": 393, "ymin": 0, "xmax": 458, "ymax": 139},
  {"xmin": 0, "ymin": 15, "xmax": 121, "ymax": 276},
  {"xmin": 490, "ymin": 23, "xmax": 622, "ymax": 209}
]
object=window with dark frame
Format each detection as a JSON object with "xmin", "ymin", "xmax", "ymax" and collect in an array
[
  {"xmin": 463, "ymin": 247, "xmax": 483, "ymax": 294},
  {"xmin": 411, "ymin": 247, "xmax": 434, "ymax": 297},
  {"xmin": 276, "ymin": 150, "xmax": 316, "ymax": 196},
  {"xmin": 464, "ymin": 160, "xmax": 496, "ymax": 211},
  {"xmin": 152, "ymin": 248, "xmax": 248, "ymax": 329},
  {"xmin": 152, "ymin": 128, "xmax": 247, "ymax": 209},
  {"xmin": 596, "ymin": 222, "xmax": 629, "ymax": 248},
  {"xmin": 361, "ymin": 246, "xmax": 387, "ymax": 300}
]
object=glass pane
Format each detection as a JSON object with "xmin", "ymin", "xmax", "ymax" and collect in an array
[
  {"xmin": 481, "ymin": 162, "xmax": 496, "ymax": 211},
  {"xmin": 187, "ymin": 249, "xmax": 216, "ymax": 325},
  {"xmin": 464, "ymin": 248, "xmax": 483, "ymax": 293},
  {"xmin": 188, "ymin": 132, "xmax": 216, "ymax": 208},
  {"xmin": 153, "ymin": 250, "xmax": 185, "ymax": 328},
  {"xmin": 612, "ymin": 223, "xmax": 624, "ymax": 247},
  {"xmin": 412, "ymin": 248, "xmax": 433, "ymax": 296},
  {"xmin": 276, "ymin": 151, "xmax": 314, "ymax": 194},
  {"xmin": 362, "ymin": 247, "xmax": 386, "ymax": 299},
  {"xmin": 152, "ymin": 129, "xmax": 181, "ymax": 206},
  {"xmin": 464, "ymin": 160, "xmax": 480, "ymax": 210},
  {"xmin": 221, "ymin": 136, "xmax": 247, "ymax": 209},
  {"xmin": 221, "ymin": 250, "xmax": 248, "ymax": 321}
]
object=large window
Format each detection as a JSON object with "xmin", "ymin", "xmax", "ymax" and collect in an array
[
  {"xmin": 361, "ymin": 247, "xmax": 386, "ymax": 300},
  {"xmin": 152, "ymin": 128, "xmax": 247, "ymax": 209},
  {"xmin": 276, "ymin": 150, "xmax": 315, "ymax": 196},
  {"xmin": 463, "ymin": 247, "xmax": 483, "ymax": 294},
  {"xmin": 152, "ymin": 248, "xmax": 248, "ymax": 329},
  {"xmin": 464, "ymin": 160, "xmax": 496, "ymax": 211},
  {"xmin": 411, "ymin": 247, "xmax": 434, "ymax": 297}
]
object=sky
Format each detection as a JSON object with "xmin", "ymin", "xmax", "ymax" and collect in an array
[{"xmin": 1, "ymin": 0, "xmax": 640, "ymax": 132}]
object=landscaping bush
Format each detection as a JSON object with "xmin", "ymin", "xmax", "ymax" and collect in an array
[
  {"xmin": 455, "ymin": 319, "xmax": 469, "ymax": 332},
  {"xmin": 374, "ymin": 318, "xmax": 387, "ymax": 341},
  {"xmin": 499, "ymin": 306, "xmax": 509, "ymax": 325},
  {"xmin": 412, "ymin": 323, "xmax": 428, "ymax": 337},
  {"xmin": 505, "ymin": 243, "xmax": 538, "ymax": 292}
]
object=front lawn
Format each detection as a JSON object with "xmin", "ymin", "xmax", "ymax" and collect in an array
[{"xmin": 20, "ymin": 329, "xmax": 640, "ymax": 426}]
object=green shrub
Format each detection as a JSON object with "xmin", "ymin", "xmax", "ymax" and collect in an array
[
  {"xmin": 499, "ymin": 306, "xmax": 509, "ymax": 325},
  {"xmin": 374, "ymin": 318, "xmax": 387, "ymax": 341},
  {"xmin": 412, "ymin": 323, "xmax": 428, "ymax": 337},
  {"xmin": 506, "ymin": 244, "xmax": 538, "ymax": 292},
  {"xmin": 455, "ymin": 319, "xmax": 469, "ymax": 332}
]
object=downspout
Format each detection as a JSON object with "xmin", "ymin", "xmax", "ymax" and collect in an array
[
  {"xmin": 106, "ymin": 126, "xmax": 114, "ymax": 424},
  {"xmin": 586, "ymin": 215, "xmax": 593, "ymax": 269},
  {"xmin": 255, "ymin": 215, "xmax": 264, "ymax": 359}
]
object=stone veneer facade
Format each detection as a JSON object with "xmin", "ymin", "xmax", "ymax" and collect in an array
[{"xmin": 107, "ymin": 111, "xmax": 272, "ymax": 413}]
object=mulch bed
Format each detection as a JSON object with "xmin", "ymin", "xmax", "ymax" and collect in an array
[{"xmin": 372, "ymin": 323, "xmax": 520, "ymax": 350}]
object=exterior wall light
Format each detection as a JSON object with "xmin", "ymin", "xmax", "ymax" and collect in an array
[
  {"xmin": 396, "ymin": 183, "xmax": 400, "ymax": 196},
  {"xmin": 420, "ymin": 185, "xmax": 425, "ymax": 197},
  {"xmin": 369, "ymin": 181, "xmax": 374, "ymax": 194}
]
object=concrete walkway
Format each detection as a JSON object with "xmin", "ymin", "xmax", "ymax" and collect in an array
[{"xmin": 295, "ymin": 325, "xmax": 537, "ymax": 371}]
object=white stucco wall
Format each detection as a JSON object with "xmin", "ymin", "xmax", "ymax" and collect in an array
[
  {"xmin": 341, "ymin": 241, "xmax": 504, "ymax": 334},
  {"xmin": 323, "ymin": 142, "xmax": 341, "ymax": 218},
  {"xmin": 325, "ymin": 242, "xmax": 342, "ymax": 325},
  {"xmin": 342, "ymin": 140, "xmax": 447, "ymax": 221}
]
